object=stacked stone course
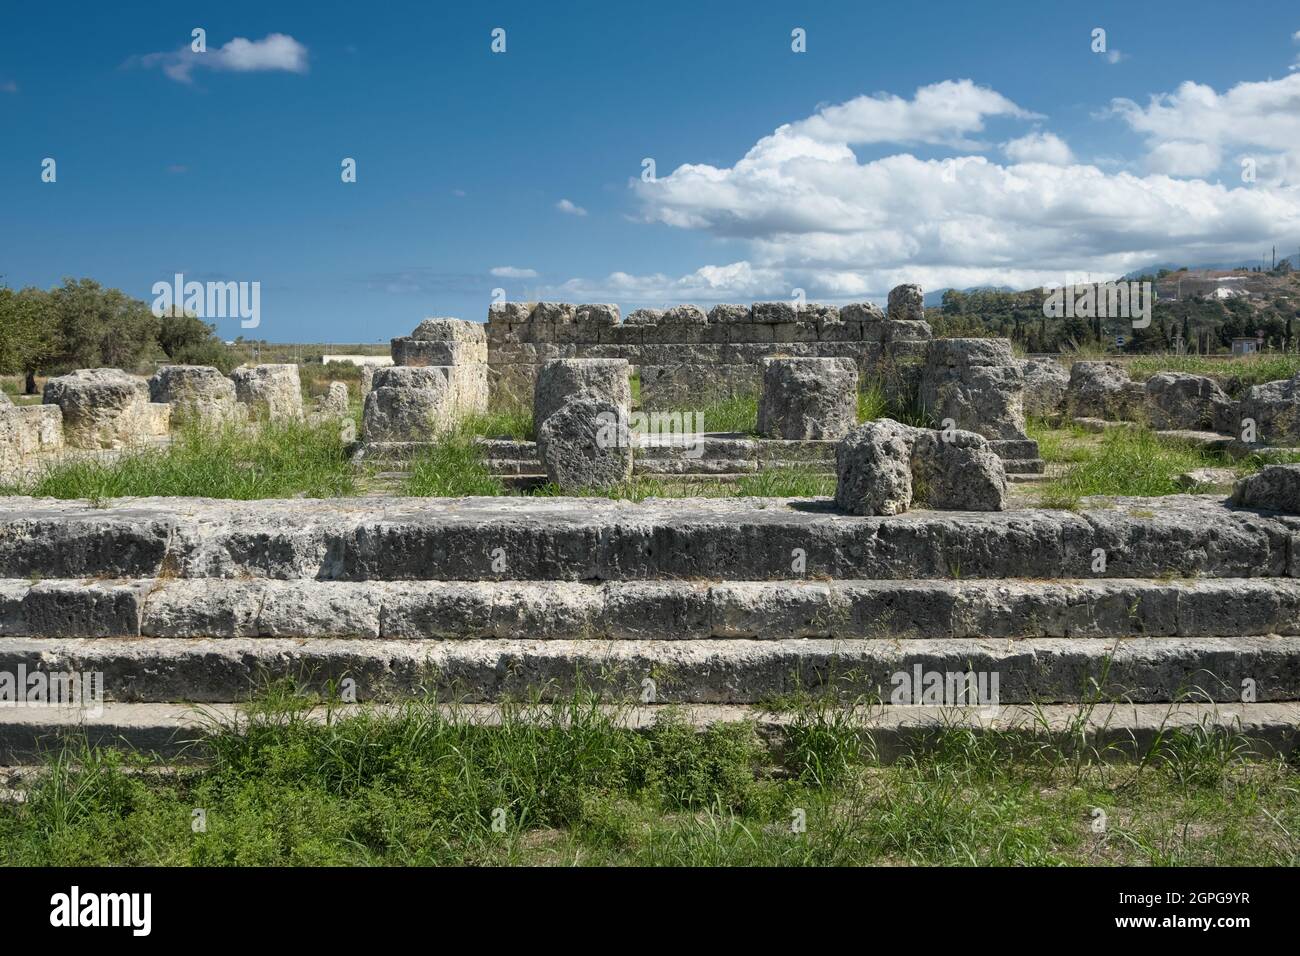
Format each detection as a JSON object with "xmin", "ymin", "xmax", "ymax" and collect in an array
[{"xmin": 486, "ymin": 293, "xmax": 932, "ymax": 408}]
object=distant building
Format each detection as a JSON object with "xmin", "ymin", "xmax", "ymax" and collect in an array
[
  {"xmin": 322, "ymin": 354, "xmax": 394, "ymax": 367},
  {"xmin": 1231, "ymin": 337, "xmax": 1260, "ymax": 356}
]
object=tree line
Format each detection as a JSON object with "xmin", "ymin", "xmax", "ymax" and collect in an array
[
  {"xmin": 933, "ymin": 279, "xmax": 1300, "ymax": 354},
  {"xmin": 0, "ymin": 278, "xmax": 234, "ymax": 393}
]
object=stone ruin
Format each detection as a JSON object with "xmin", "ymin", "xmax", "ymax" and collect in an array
[
  {"xmin": 1024, "ymin": 357, "xmax": 1300, "ymax": 455},
  {"xmin": 6, "ymin": 290, "xmax": 1300, "ymax": 761},
  {"xmin": 484, "ymin": 290, "xmax": 931, "ymax": 409},
  {"xmin": 361, "ymin": 318, "xmax": 489, "ymax": 444},
  {"xmin": 0, "ymin": 362, "xmax": 353, "ymax": 482},
  {"xmin": 835, "ymin": 419, "xmax": 1007, "ymax": 515},
  {"xmin": 757, "ymin": 357, "xmax": 858, "ymax": 441}
]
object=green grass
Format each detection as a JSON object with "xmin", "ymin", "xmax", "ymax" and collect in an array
[
  {"xmin": 857, "ymin": 382, "xmax": 888, "ymax": 422},
  {"xmin": 688, "ymin": 394, "xmax": 759, "ymax": 435},
  {"xmin": 3, "ymin": 689, "xmax": 1296, "ymax": 866},
  {"xmin": 400, "ymin": 407, "xmax": 533, "ymax": 497},
  {"xmin": 4, "ymin": 418, "xmax": 358, "ymax": 501},
  {"xmin": 1125, "ymin": 353, "xmax": 1300, "ymax": 389},
  {"xmin": 1026, "ymin": 418, "xmax": 1096, "ymax": 466},
  {"xmin": 1037, "ymin": 426, "xmax": 1227, "ymax": 509}
]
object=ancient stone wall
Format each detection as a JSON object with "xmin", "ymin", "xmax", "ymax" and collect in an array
[{"xmin": 485, "ymin": 300, "xmax": 931, "ymax": 407}]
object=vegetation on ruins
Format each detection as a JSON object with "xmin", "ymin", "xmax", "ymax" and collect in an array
[
  {"xmin": 1, "ymin": 687, "xmax": 1295, "ymax": 866},
  {"xmin": 6, "ymin": 418, "xmax": 356, "ymax": 500}
]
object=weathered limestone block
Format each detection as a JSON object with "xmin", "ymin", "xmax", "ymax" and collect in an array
[
  {"xmin": 1237, "ymin": 373, "xmax": 1300, "ymax": 444},
  {"xmin": 392, "ymin": 338, "xmax": 487, "ymax": 366},
  {"xmin": 1019, "ymin": 358, "xmax": 1069, "ymax": 419},
  {"xmin": 909, "ymin": 428, "xmax": 1008, "ymax": 511},
  {"xmin": 411, "ymin": 317, "xmax": 486, "ymax": 343},
  {"xmin": 363, "ymin": 366, "xmax": 484, "ymax": 441},
  {"xmin": 1232, "ymin": 464, "xmax": 1300, "ymax": 514},
  {"xmin": 625, "ymin": 308, "xmax": 664, "ymax": 326},
  {"xmin": 919, "ymin": 338, "xmax": 1026, "ymax": 440},
  {"xmin": 528, "ymin": 302, "xmax": 579, "ymax": 343},
  {"xmin": 835, "ymin": 419, "xmax": 1007, "ymax": 515},
  {"xmin": 360, "ymin": 365, "xmax": 377, "ymax": 399},
  {"xmin": 536, "ymin": 392, "xmax": 632, "ymax": 490},
  {"xmin": 230, "ymin": 364, "xmax": 304, "ymax": 421},
  {"xmin": 42, "ymin": 368, "xmax": 152, "ymax": 449},
  {"xmin": 392, "ymin": 318, "xmax": 488, "ymax": 366},
  {"xmin": 309, "ymin": 382, "xmax": 354, "ymax": 440},
  {"xmin": 533, "ymin": 358, "xmax": 630, "ymax": 430},
  {"xmin": 661, "ymin": 305, "xmax": 708, "ymax": 326},
  {"xmin": 576, "ymin": 304, "xmax": 620, "ymax": 339},
  {"xmin": 312, "ymin": 382, "xmax": 350, "ymax": 418},
  {"xmin": 757, "ymin": 357, "xmax": 859, "ymax": 440},
  {"xmin": 639, "ymin": 364, "xmax": 758, "ymax": 411},
  {"xmin": 887, "ymin": 284, "xmax": 925, "ymax": 322},
  {"xmin": 707, "ymin": 305, "xmax": 751, "ymax": 324},
  {"xmin": 1144, "ymin": 372, "xmax": 1234, "ymax": 432},
  {"xmin": 0, "ymin": 404, "xmax": 64, "ymax": 478},
  {"xmin": 148, "ymin": 365, "xmax": 241, "ymax": 427},
  {"xmin": 835, "ymin": 420, "xmax": 914, "ymax": 515},
  {"xmin": 1065, "ymin": 361, "xmax": 1145, "ymax": 422},
  {"xmin": 841, "ymin": 302, "xmax": 886, "ymax": 323}
]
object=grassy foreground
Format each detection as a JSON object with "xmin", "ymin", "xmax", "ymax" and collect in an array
[
  {"xmin": 3, "ymin": 419, "xmax": 358, "ymax": 501},
  {"xmin": 2, "ymin": 691, "xmax": 1296, "ymax": 866},
  {"xmin": 1027, "ymin": 421, "xmax": 1298, "ymax": 509}
]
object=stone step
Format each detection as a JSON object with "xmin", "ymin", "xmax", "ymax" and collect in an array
[
  {"xmin": 6, "ymin": 578, "xmax": 1300, "ymax": 641},
  {"xmin": 0, "ymin": 635, "xmax": 1293, "ymax": 704},
  {"xmin": 999, "ymin": 458, "xmax": 1045, "ymax": 475},
  {"xmin": 1, "ymin": 494, "xmax": 1291, "ymax": 582},
  {"xmin": 986, "ymin": 439, "xmax": 1041, "ymax": 460},
  {"xmin": 3, "ymin": 700, "xmax": 1295, "ymax": 764}
]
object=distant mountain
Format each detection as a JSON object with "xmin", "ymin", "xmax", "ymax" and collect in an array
[{"xmin": 1122, "ymin": 254, "xmax": 1298, "ymax": 280}]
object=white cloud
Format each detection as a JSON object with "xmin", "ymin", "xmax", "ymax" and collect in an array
[
  {"xmin": 1105, "ymin": 49, "xmax": 1126, "ymax": 64},
  {"xmin": 783, "ymin": 79, "xmax": 1038, "ymax": 150},
  {"xmin": 576, "ymin": 82, "xmax": 1300, "ymax": 304},
  {"xmin": 1002, "ymin": 132, "xmax": 1074, "ymax": 165},
  {"xmin": 1111, "ymin": 73, "xmax": 1300, "ymax": 182},
  {"xmin": 1144, "ymin": 140, "xmax": 1220, "ymax": 177},
  {"xmin": 556, "ymin": 199, "xmax": 587, "ymax": 216},
  {"xmin": 138, "ymin": 33, "xmax": 308, "ymax": 84},
  {"xmin": 490, "ymin": 266, "xmax": 539, "ymax": 279},
  {"xmin": 0, "ymin": 80, "xmax": 17, "ymax": 94}
]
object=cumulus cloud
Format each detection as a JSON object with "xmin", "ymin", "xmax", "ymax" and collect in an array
[
  {"xmin": 552, "ymin": 80, "xmax": 1300, "ymax": 305},
  {"xmin": 1111, "ymin": 73, "xmax": 1300, "ymax": 182},
  {"xmin": 783, "ymin": 79, "xmax": 1038, "ymax": 150},
  {"xmin": 556, "ymin": 199, "xmax": 587, "ymax": 216},
  {"xmin": 490, "ymin": 266, "xmax": 539, "ymax": 279},
  {"xmin": 136, "ymin": 33, "xmax": 308, "ymax": 84},
  {"xmin": 1002, "ymin": 132, "xmax": 1074, "ymax": 165}
]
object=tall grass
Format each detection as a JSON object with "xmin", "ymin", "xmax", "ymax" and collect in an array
[
  {"xmin": 693, "ymin": 394, "xmax": 759, "ymax": 435},
  {"xmin": 1038, "ymin": 426, "xmax": 1222, "ymax": 508},
  {"xmin": 2, "ymin": 687, "xmax": 1294, "ymax": 866},
  {"xmin": 1125, "ymin": 352, "xmax": 1300, "ymax": 388},
  {"xmin": 12, "ymin": 418, "xmax": 357, "ymax": 501}
]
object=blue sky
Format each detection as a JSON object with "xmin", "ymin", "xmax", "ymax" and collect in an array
[{"xmin": 3, "ymin": 0, "xmax": 1300, "ymax": 342}]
